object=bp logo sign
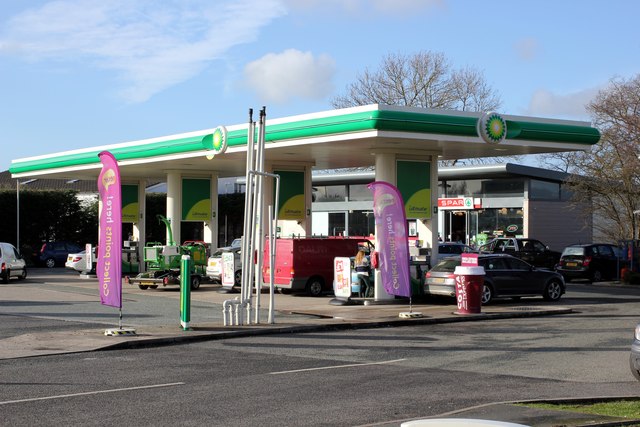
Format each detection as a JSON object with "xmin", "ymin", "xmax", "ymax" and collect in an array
[
  {"xmin": 477, "ymin": 112, "xmax": 507, "ymax": 144},
  {"xmin": 203, "ymin": 126, "xmax": 228, "ymax": 159}
]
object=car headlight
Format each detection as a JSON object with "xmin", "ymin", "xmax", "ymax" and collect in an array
[{"xmin": 635, "ymin": 324, "xmax": 640, "ymax": 341}]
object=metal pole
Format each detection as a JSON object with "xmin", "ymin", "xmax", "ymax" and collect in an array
[
  {"xmin": 16, "ymin": 180, "xmax": 19, "ymax": 250},
  {"xmin": 180, "ymin": 255, "xmax": 191, "ymax": 330},
  {"xmin": 240, "ymin": 110, "xmax": 255, "ymax": 322},
  {"xmin": 245, "ymin": 118, "xmax": 259, "ymax": 323},
  {"xmin": 254, "ymin": 107, "xmax": 266, "ymax": 324},
  {"xmin": 268, "ymin": 206, "xmax": 275, "ymax": 324}
]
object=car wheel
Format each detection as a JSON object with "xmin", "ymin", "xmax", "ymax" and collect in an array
[
  {"xmin": 138, "ymin": 285, "xmax": 149, "ymax": 290},
  {"xmin": 234, "ymin": 270, "xmax": 242, "ymax": 287},
  {"xmin": 591, "ymin": 269, "xmax": 603, "ymax": 283},
  {"xmin": 18, "ymin": 268, "xmax": 27, "ymax": 280},
  {"xmin": 2, "ymin": 271, "xmax": 9, "ymax": 284},
  {"xmin": 149, "ymin": 285, "xmax": 158, "ymax": 289},
  {"xmin": 630, "ymin": 355, "xmax": 640, "ymax": 381},
  {"xmin": 190, "ymin": 276, "xmax": 201, "ymax": 290},
  {"xmin": 305, "ymin": 277, "xmax": 324, "ymax": 297},
  {"xmin": 45, "ymin": 258, "xmax": 56, "ymax": 268},
  {"xmin": 481, "ymin": 284, "xmax": 493, "ymax": 305},
  {"xmin": 543, "ymin": 280, "xmax": 563, "ymax": 301}
]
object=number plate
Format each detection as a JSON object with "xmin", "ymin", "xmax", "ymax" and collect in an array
[
  {"xmin": 566, "ymin": 262, "xmax": 577, "ymax": 267},
  {"xmin": 432, "ymin": 277, "xmax": 445, "ymax": 284}
]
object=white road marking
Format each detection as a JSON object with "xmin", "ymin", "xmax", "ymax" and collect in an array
[
  {"xmin": 0, "ymin": 382, "xmax": 185, "ymax": 405},
  {"xmin": 269, "ymin": 358, "xmax": 406, "ymax": 375}
]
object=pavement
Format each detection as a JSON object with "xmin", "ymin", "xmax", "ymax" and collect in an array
[{"xmin": 1, "ymin": 269, "xmax": 639, "ymax": 427}]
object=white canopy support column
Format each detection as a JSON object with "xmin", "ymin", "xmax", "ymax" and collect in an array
[
  {"xmin": 372, "ymin": 151, "xmax": 396, "ymax": 302},
  {"xmin": 133, "ymin": 179, "xmax": 147, "ymax": 273},
  {"xmin": 166, "ymin": 171, "xmax": 181, "ymax": 245},
  {"xmin": 206, "ymin": 173, "xmax": 219, "ymax": 251}
]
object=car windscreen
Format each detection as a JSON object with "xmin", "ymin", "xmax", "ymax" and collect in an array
[
  {"xmin": 561, "ymin": 247, "xmax": 585, "ymax": 256},
  {"xmin": 430, "ymin": 258, "xmax": 460, "ymax": 272}
]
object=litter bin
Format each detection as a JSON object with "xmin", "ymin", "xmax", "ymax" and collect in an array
[{"xmin": 453, "ymin": 265, "xmax": 485, "ymax": 314}]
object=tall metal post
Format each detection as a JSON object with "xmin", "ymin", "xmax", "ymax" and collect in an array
[{"xmin": 180, "ymin": 255, "xmax": 191, "ymax": 330}]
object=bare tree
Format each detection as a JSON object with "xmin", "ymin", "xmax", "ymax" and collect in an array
[
  {"xmin": 331, "ymin": 51, "xmax": 505, "ymax": 166},
  {"xmin": 542, "ymin": 75, "xmax": 640, "ymax": 242}
]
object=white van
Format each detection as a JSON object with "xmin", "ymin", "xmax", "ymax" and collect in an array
[{"xmin": 0, "ymin": 242, "xmax": 27, "ymax": 283}]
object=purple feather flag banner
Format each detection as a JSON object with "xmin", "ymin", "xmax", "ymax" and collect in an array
[{"xmin": 367, "ymin": 181, "xmax": 411, "ymax": 298}]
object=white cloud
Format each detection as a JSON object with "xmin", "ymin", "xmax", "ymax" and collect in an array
[
  {"xmin": 513, "ymin": 37, "xmax": 539, "ymax": 62},
  {"xmin": 283, "ymin": 0, "xmax": 445, "ymax": 16},
  {"xmin": 0, "ymin": 0, "xmax": 287, "ymax": 103},
  {"xmin": 526, "ymin": 87, "xmax": 601, "ymax": 120},
  {"xmin": 244, "ymin": 49, "xmax": 335, "ymax": 104}
]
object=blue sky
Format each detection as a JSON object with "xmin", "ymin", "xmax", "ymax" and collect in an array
[{"xmin": 1, "ymin": 0, "xmax": 638, "ymax": 172}]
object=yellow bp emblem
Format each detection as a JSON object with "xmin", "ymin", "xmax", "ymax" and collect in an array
[
  {"xmin": 477, "ymin": 112, "xmax": 507, "ymax": 144},
  {"xmin": 202, "ymin": 125, "xmax": 228, "ymax": 159}
]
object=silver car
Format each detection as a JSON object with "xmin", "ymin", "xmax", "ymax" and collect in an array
[
  {"xmin": 206, "ymin": 247, "xmax": 242, "ymax": 286},
  {"xmin": 0, "ymin": 242, "xmax": 27, "ymax": 283},
  {"xmin": 631, "ymin": 323, "xmax": 640, "ymax": 381}
]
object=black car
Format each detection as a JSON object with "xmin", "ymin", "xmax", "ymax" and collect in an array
[
  {"xmin": 478, "ymin": 237, "xmax": 561, "ymax": 270},
  {"xmin": 34, "ymin": 241, "xmax": 82, "ymax": 268},
  {"xmin": 424, "ymin": 253, "xmax": 566, "ymax": 304},
  {"xmin": 556, "ymin": 243, "xmax": 621, "ymax": 282},
  {"xmin": 438, "ymin": 242, "xmax": 476, "ymax": 255}
]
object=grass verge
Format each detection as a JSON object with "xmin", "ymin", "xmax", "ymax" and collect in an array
[{"xmin": 517, "ymin": 398, "xmax": 640, "ymax": 419}]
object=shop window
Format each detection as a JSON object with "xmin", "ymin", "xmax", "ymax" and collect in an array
[
  {"xmin": 328, "ymin": 212, "xmax": 345, "ymax": 236},
  {"xmin": 477, "ymin": 207, "xmax": 523, "ymax": 238},
  {"xmin": 313, "ymin": 185, "xmax": 346, "ymax": 202},
  {"xmin": 348, "ymin": 184, "xmax": 373, "ymax": 201},
  {"xmin": 530, "ymin": 179, "xmax": 560, "ymax": 200},
  {"xmin": 480, "ymin": 179, "xmax": 524, "ymax": 197},
  {"xmin": 348, "ymin": 211, "xmax": 374, "ymax": 236}
]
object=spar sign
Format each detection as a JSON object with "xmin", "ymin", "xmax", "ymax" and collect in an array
[{"xmin": 438, "ymin": 197, "xmax": 480, "ymax": 210}]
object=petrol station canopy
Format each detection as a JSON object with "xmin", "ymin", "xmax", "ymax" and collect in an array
[{"xmin": 10, "ymin": 104, "xmax": 600, "ymax": 181}]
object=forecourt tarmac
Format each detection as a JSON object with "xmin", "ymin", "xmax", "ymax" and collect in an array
[
  {"xmin": 0, "ymin": 268, "xmax": 574, "ymax": 359},
  {"xmin": 3, "ymin": 268, "xmax": 640, "ymax": 427}
]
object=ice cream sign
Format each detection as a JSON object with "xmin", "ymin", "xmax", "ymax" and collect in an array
[{"xmin": 438, "ymin": 197, "xmax": 480, "ymax": 210}]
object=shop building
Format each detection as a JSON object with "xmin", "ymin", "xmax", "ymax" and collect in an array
[{"xmin": 310, "ymin": 163, "xmax": 591, "ymax": 252}]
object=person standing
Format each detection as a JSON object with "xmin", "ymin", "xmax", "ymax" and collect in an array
[{"xmin": 354, "ymin": 250, "xmax": 371, "ymax": 297}]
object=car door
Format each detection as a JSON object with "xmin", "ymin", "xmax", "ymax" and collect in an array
[
  {"xmin": 480, "ymin": 256, "xmax": 515, "ymax": 296},
  {"xmin": 597, "ymin": 244, "xmax": 617, "ymax": 279},
  {"xmin": 502, "ymin": 256, "xmax": 536, "ymax": 294}
]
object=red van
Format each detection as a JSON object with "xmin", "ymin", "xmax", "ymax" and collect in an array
[{"xmin": 263, "ymin": 237, "xmax": 373, "ymax": 296}]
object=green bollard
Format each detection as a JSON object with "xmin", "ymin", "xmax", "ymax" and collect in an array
[{"xmin": 180, "ymin": 255, "xmax": 191, "ymax": 330}]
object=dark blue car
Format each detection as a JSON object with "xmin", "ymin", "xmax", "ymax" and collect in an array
[{"xmin": 34, "ymin": 241, "xmax": 82, "ymax": 268}]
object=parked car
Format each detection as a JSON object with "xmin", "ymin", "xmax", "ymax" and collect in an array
[
  {"xmin": 478, "ymin": 237, "xmax": 561, "ymax": 270},
  {"xmin": 206, "ymin": 246, "xmax": 242, "ymax": 286},
  {"xmin": 556, "ymin": 243, "xmax": 621, "ymax": 282},
  {"xmin": 0, "ymin": 242, "xmax": 27, "ymax": 283},
  {"xmin": 430, "ymin": 242, "xmax": 477, "ymax": 268},
  {"xmin": 65, "ymin": 250, "xmax": 93, "ymax": 273},
  {"xmin": 631, "ymin": 323, "xmax": 640, "ymax": 381},
  {"xmin": 438, "ymin": 242, "xmax": 476, "ymax": 255},
  {"xmin": 424, "ymin": 253, "xmax": 565, "ymax": 304},
  {"xmin": 34, "ymin": 241, "xmax": 82, "ymax": 268}
]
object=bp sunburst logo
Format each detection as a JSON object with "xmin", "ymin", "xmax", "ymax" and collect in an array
[
  {"xmin": 212, "ymin": 126, "xmax": 227, "ymax": 152},
  {"xmin": 477, "ymin": 112, "xmax": 507, "ymax": 144},
  {"xmin": 203, "ymin": 126, "xmax": 228, "ymax": 159}
]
